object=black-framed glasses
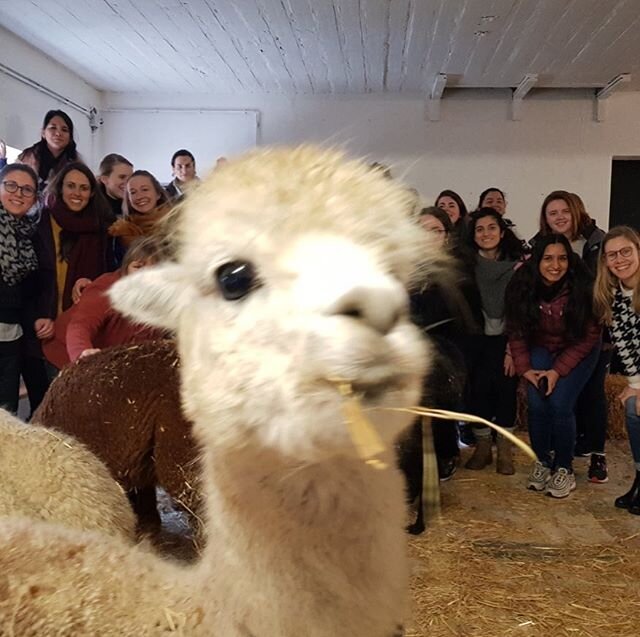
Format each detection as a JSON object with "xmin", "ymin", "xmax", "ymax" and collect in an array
[
  {"xmin": 604, "ymin": 246, "xmax": 635, "ymax": 262},
  {"xmin": 1, "ymin": 181, "xmax": 36, "ymax": 198}
]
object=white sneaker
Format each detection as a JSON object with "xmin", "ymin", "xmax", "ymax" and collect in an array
[
  {"xmin": 546, "ymin": 468, "xmax": 576, "ymax": 498},
  {"xmin": 527, "ymin": 461, "xmax": 552, "ymax": 491}
]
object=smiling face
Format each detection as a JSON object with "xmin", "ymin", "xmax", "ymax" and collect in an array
[
  {"xmin": 481, "ymin": 190, "xmax": 505, "ymax": 215},
  {"xmin": 0, "ymin": 169, "xmax": 37, "ymax": 217},
  {"xmin": 436, "ymin": 196, "xmax": 460, "ymax": 224},
  {"xmin": 42, "ymin": 116, "xmax": 71, "ymax": 156},
  {"xmin": 101, "ymin": 162, "xmax": 133, "ymax": 200},
  {"xmin": 544, "ymin": 198, "xmax": 574, "ymax": 238},
  {"xmin": 604, "ymin": 237, "xmax": 640, "ymax": 288},
  {"xmin": 539, "ymin": 243, "xmax": 569, "ymax": 286},
  {"xmin": 127, "ymin": 175, "xmax": 160, "ymax": 214},
  {"xmin": 62, "ymin": 169, "xmax": 92, "ymax": 213},
  {"xmin": 111, "ymin": 147, "xmax": 436, "ymax": 464},
  {"xmin": 474, "ymin": 215, "xmax": 503, "ymax": 253}
]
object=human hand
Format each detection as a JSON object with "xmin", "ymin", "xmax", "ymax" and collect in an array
[
  {"xmin": 72, "ymin": 278, "xmax": 92, "ymax": 304},
  {"xmin": 619, "ymin": 386, "xmax": 640, "ymax": 415},
  {"xmin": 523, "ymin": 369, "xmax": 540, "ymax": 387},
  {"xmin": 0, "ymin": 139, "xmax": 6, "ymax": 159},
  {"xmin": 79, "ymin": 348, "xmax": 100, "ymax": 359},
  {"xmin": 537, "ymin": 369, "xmax": 560, "ymax": 396},
  {"xmin": 34, "ymin": 318, "xmax": 54, "ymax": 340},
  {"xmin": 503, "ymin": 353, "xmax": 516, "ymax": 377}
]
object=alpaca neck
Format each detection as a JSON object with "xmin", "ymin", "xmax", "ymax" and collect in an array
[{"xmin": 194, "ymin": 446, "xmax": 408, "ymax": 636}]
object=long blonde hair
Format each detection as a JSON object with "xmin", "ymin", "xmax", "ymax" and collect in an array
[{"xmin": 594, "ymin": 226, "xmax": 640, "ymax": 325}]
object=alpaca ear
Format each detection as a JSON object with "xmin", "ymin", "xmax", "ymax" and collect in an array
[{"xmin": 109, "ymin": 263, "xmax": 193, "ymax": 330}]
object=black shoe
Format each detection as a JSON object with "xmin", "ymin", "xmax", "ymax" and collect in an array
[
  {"xmin": 588, "ymin": 454, "xmax": 608, "ymax": 483},
  {"xmin": 615, "ymin": 470, "xmax": 640, "ymax": 509},
  {"xmin": 438, "ymin": 457, "xmax": 457, "ymax": 482}
]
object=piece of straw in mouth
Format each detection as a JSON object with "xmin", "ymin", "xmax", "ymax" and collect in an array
[{"xmin": 336, "ymin": 382, "xmax": 388, "ymax": 469}]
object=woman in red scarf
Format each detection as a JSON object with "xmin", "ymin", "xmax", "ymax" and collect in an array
[{"xmin": 42, "ymin": 162, "xmax": 115, "ymax": 313}]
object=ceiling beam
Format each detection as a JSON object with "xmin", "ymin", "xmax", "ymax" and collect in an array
[
  {"xmin": 511, "ymin": 73, "xmax": 538, "ymax": 121},
  {"xmin": 426, "ymin": 73, "xmax": 447, "ymax": 121}
]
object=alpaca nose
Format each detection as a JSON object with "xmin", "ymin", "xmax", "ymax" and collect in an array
[{"xmin": 329, "ymin": 285, "xmax": 406, "ymax": 335}]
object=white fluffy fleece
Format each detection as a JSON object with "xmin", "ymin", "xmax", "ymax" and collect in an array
[{"xmin": 0, "ymin": 146, "xmax": 440, "ymax": 636}]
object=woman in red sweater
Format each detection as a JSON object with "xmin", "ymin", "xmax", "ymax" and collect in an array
[
  {"xmin": 44, "ymin": 237, "xmax": 166, "ymax": 369},
  {"xmin": 505, "ymin": 234, "xmax": 601, "ymax": 498}
]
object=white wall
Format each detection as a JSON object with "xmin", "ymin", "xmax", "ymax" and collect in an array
[
  {"xmin": 0, "ymin": 26, "xmax": 100, "ymax": 165},
  {"xmin": 2, "ymin": 24, "xmax": 638, "ymax": 243},
  {"xmin": 102, "ymin": 89, "xmax": 640, "ymax": 241}
]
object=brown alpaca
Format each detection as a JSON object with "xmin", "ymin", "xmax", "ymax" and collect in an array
[{"xmin": 33, "ymin": 339, "xmax": 202, "ymax": 525}]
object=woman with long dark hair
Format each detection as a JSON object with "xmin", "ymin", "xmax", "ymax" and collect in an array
[
  {"xmin": 464, "ymin": 208, "xmax": 525, "ymax": 474},
  {"xmin": 435, "ymin": 189, "xmax": 468, "ymax": 237},
  {"xmin": 17, "ymin": 110, "xmax": 80, "ymax": 190},
  {"xmin": 506, "ymin": 234, "xmax": 601, "ymax": 498},
  {"xmin": 532, "ymin": 190, "xmax": 609, "ymax": 481}
]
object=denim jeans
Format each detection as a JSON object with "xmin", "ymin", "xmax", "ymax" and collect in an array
[
  {"xmin": 527, "ymin": 344, "xmax": 600, "ymax": 470},
  {"xmin": 624, "ymin": 397, "xmax": 640, "ymax": 466}
]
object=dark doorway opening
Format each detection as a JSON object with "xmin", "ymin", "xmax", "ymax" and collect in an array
[{"xmin": 610, "ymin": 159, "xmax": 640, "ymax": 229}]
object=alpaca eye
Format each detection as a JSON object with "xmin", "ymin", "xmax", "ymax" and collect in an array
[{"xmin": 215, "ymin": 261, "xmax": 259, "ymax": 300}]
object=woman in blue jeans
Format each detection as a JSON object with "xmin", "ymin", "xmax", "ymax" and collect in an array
[
  {"xmin": 594, "ymin": 226, "xmax": 640, "ymax": 514},
  {"xmin": 505, "ymin": 234, "xmax": 601, "ymax": 498}
]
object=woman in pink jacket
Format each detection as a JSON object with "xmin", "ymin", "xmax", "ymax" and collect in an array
[{"xmin": 505, "ymin": 234, "xmax": 601, "ymax": 498}]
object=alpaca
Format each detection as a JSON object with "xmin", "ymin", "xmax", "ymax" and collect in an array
[
  {"xmin": 33, "ymin": 339, "xmax": 202, "ymax": 527},
  {"xmin": 0, "ymin": 409, "xmax": 136, "ymax": 540},
  {"xmin": 0, "ymin": 146, "xmax": 440, "ymax": 636}
]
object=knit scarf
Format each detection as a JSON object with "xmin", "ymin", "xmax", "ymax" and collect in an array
[
  {"xmin": 108, "ymin": 204, "xmax": 172, "ymax": 248},
  {"xmin": 0, "ymin": 204, "xmax": 39, "ymax": 286}
]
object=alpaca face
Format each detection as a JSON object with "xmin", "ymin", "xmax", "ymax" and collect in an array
[{"xmin": 112, "ymin": 147, "xmax": 438, "ymax": 463}]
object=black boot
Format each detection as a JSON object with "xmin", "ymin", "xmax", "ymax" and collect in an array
[{"xmin": 614, "ymin": 470, "xmax": 640, "ymax": 510}]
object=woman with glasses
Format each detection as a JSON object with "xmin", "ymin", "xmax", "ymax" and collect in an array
[
  {"xmin": 531, "ymin": 191, "xmax": 609, "ymax": 483},
  {"xmin": 0, "ymin": 163, "xmax": 42, "ymax": 413},
  {"xmin": 594, "ymin": 227, "xmax": 640, "ymax": 514}
]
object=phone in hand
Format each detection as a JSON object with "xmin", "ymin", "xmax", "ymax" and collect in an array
[{"xmin": 537, "ymin": 376, "xmax": 549, "ymax": 396}]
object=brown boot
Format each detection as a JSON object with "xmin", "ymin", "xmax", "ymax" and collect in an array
[
  {"xmin": 496, "ymin": 433, "xmax": 515, "ymax": 475},
  {"xmin": 465, "ymin": 436, "xmax": 493, "ymax": 470}
]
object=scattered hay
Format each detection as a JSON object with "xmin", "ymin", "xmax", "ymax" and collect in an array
[{"xmin": 406, "ymin": 518, "xmax": 640, "ymax": 636}]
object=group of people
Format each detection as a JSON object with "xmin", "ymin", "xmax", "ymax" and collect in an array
[
  {"xmin": 2, "ymin": 109, "xmax": 640, "ymax": 530},
  {"xmin": 0, "ymin": 109, "xmax": 203, "ymax": 419},
  {"xmin": 405, "ymin": 184, "xmax": 640, "ymax": 525}
]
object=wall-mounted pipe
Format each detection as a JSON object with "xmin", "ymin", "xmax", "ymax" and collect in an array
[{"xmin": 0, "ymin": 61, "xmax": 91, "ymax": 117}]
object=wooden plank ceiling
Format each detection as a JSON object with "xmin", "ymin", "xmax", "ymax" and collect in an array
[{"xmin": 0, "ymin": 0, "xmax": 637, "ymax": 93}]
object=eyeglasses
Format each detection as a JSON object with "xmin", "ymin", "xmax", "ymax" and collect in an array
[
  {"xmin": 604, "ymin": 246, "xmax": 635, "ymax": 262},
  {"xmin": 1, "ymin": 181, "xmax": 36, "ymax": 198}
]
